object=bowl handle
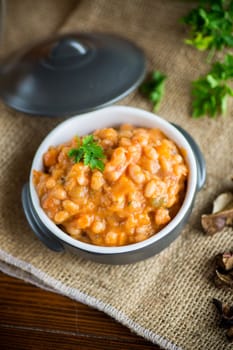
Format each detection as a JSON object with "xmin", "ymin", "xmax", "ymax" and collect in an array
[
  {"xmin": 172, "ymin": 123, "xmax": 206, "ymax": 191},
  {"xmin": 21, "ymin": 183, "xmax": 64, "ymax": 252}
]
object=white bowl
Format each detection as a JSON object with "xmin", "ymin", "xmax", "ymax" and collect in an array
[{"xmin": 22, "ymin": 106, "xmax": 206, "ymax": 264}]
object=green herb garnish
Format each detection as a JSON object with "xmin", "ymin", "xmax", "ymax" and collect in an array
[
  {"xmin": 192, "ymin": 53, "xmax": 233, "ymax": 118},
  {"xmin": 68, "ymin": 135, "xmax": 105, "ymax": 171},
  {"xmin": 181, "ymin": 0, "xmax": 233, "ymax": 58},
  {"xmin": 140, "ymin": 70, "xmax": 167, "ymax": 112}
]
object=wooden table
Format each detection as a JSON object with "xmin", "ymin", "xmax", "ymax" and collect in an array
[{"xmin": 0, "ymin": 272, "xmax": 160, "ymax": 349}]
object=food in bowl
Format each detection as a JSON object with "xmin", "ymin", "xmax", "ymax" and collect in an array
[{"xmin": 33, "ymin": 123, "xmax": 188, "ymax": 247}]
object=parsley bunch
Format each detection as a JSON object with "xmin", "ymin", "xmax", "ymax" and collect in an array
[
  {"xmin": 140, "ymin": 70, "xmax": 167, "ymax": 112},
  {"xmin": 68, "ymin": 135, "xmax": 105, "ymax": 171},
  {"xmin": 192, "ymin": 54, "xmax": 233, "ymax": 118},
  {"xmin": 181, "ymin": 0, "xmax": 233, "ymax": 55}
]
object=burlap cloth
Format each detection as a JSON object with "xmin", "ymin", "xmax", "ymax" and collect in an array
[{"xmin": 1, "ymin": 1, "xmax": 233, "ymax": 349}]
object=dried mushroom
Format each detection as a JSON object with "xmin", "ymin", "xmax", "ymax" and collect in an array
[
  {"xmin": 213, "ymin": 298, "xmax": 233, "ymax": 341},
  {"xmin": 214, "ymin": 252, "xmax": 233, "ymax": 288},
  {"xmin": 201, "ymin": 192, "xmax": 233, "ymax": 235}
]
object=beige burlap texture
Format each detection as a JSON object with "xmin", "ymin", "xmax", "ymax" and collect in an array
[{"xmin": 1, "ymin": 1, "xmax": 233, "ymax": 349}]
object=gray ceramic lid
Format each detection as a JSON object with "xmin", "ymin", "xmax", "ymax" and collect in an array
[{"xmin": 0, "ymin": 32, "xmax": 146, "ymax": 116}]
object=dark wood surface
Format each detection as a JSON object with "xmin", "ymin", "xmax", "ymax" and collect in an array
[{"xmin": 0, "ymin": 272, "xmax": 160, "ymax": 349}]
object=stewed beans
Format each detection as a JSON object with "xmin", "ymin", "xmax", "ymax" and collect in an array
[{"xmin": 33, "ymin": 124, "xmax": 188, "ymax": 246}]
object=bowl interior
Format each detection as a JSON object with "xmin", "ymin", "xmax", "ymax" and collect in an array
[{"xmin": 29, "ymin": 106, "xmax": 197, "ymax": 254}]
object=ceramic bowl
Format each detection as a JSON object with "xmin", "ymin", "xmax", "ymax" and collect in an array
[{"xmin": 22, "ymin": 106, "xmax": 206, "ymax": 264}]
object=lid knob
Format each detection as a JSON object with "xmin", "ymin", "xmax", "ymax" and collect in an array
[
  {"xmin": 50, "ymin": 37, "xmax": 88, "ymax": 59},
  {"xmin": 48, "ymin": 37, "xmax": 89, "ymax": 67}
]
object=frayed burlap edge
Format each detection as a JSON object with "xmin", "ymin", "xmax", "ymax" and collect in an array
[{"xmin": 0, "ymin": 249, "xmax": 182, "ymax": 350}]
